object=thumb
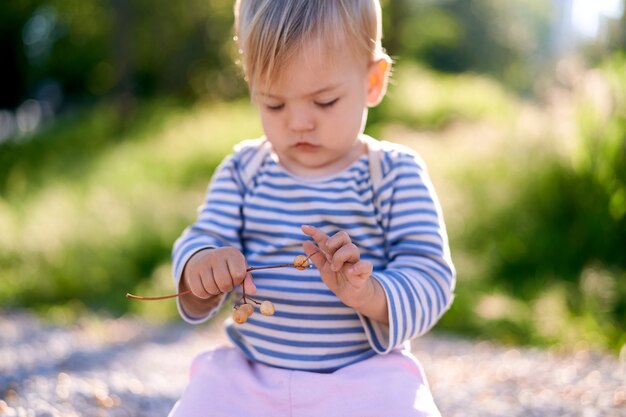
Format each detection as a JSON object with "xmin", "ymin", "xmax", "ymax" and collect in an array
[
  {"xmin": 242, "ymin": 272, "xmax": 256, "ymax": 295},
  {"xmin": 303, "ymin": 240, "xmax": 328, "ymax": 271}
]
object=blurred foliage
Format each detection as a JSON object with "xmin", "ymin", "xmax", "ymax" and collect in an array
[
  {"xmin": 383, "ymin": 0, "xmax": 554, "ymax": 93},
  {"xmin": 0, "ymin": 0, "xmax": 590, "ymax": 111},
  {"xmin": 369, "ymin": 63, "xmax": 516, "ymax": 130},
  {"xmin": 450, "ymin": 53, "xmax": 626, "ymax": 353},
  {"xmin": 0, "ymin": 99, "xmax": 262, "ymax": 316},
  {"xmin": 0, "ymin": 0, "xmax": 245, "ymax": 109}
]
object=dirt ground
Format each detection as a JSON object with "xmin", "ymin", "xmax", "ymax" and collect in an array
[{"xmin": 1, "ymin": 311, "xmax": 625, "ymax": 417}]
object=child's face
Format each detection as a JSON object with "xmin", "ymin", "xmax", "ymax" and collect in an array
[{"xmin": 254, "ymin": 43, "xmax": 375, "ymax": 177}]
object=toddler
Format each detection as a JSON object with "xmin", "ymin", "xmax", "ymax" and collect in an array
[{"xmin": 169, "ymin": 1, "xmax": 455, "ymax": 416}]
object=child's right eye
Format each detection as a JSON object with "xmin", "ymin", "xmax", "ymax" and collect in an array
[{"xmin": 266, "ymin": 103, "xmax": 285, "ymax": 111}]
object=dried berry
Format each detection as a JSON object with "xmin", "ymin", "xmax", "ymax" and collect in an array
[
  {"xmin": 239, "ymin": 303, "xmax": 254, "ymax": 317},
  {"xmin": 293, "ymin": 255, "xmax": 310, "ymax": 270},
  {"xmin": 260, "ymin": 300, "xmax": 275, "ymax": 316},
  {"xmin": 233, "ymin": 308, "xmax": 248, "ymax": 324}
]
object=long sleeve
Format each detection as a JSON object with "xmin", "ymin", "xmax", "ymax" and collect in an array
[
  {"xmin": 360, "ymin": 149, "xmax": 456, "ymax": 353},
  {"xmin": 171, "ymin": 153, "xmax": 246, "ymax": 323}
]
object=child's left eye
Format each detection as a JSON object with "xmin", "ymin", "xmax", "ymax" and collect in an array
[{"xmin": 315, "ymin": 98, "xmax": 339, "ymax": 108}]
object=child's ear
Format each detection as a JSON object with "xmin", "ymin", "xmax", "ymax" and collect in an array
[{"xmin": 366, "ymin": 56, "xmax": 391, "ymax": 107}]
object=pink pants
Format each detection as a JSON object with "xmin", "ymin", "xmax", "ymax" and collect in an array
[{"xmin": 168, "ymin": 346, "xmax": 441, "ymax": 417}]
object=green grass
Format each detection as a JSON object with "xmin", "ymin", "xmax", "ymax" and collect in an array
[
  {"xmin": 369, "ymin": 63, "xmax": 517, "ymax": 132},
  {"xmin": 440, "ymin": 53, "xmax": 626, "ymax": 354},
  {"xmin": 0, "ymin": 98, "xmax": 263, "ymax": 318}
]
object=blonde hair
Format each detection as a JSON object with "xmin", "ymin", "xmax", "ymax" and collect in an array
[{"xmin": 234, "ymin": 0, "xmax": 385, "ymax": 92}]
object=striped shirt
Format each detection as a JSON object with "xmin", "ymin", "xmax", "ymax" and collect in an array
[{"xmin": 172, "ymin": 137, "xmax": 455, "ymax": 372}]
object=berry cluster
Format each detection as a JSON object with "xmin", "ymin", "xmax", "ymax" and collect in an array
[
  {"xmin": 231, "ymin": 254, "xmax": 310, "ymax": 324},
  {"xmin": 232, "ymin": 300, "xmax": 275, "ymax": 324}
]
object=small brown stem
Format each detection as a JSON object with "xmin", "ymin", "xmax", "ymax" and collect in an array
[
  {"xmin": 244, "ymin": 297, "xmax": 262, "ymax": 305},
  {"xmin": 126, "ymin": 252, "xmax": 319, "ymax": 302},
  {"xmin": 238, "ymin": 281, "xmax": 260, "ymax": 305},
  {"xmin": 246, "ymin": 264, "xmax": 293, "ymax": 271},
  {"xmin": 125, "ymin": 290, "xmax": 192, "ymax": 301}
]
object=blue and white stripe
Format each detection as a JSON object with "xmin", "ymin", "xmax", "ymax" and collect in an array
[{"xmin": 172, "ymin": 138, "xmax": 455, "ymax": 372}]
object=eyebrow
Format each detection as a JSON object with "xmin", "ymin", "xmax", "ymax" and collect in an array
[{"xmin": 258, "ymin": 84, "xmax": 341, "ymax": 99}]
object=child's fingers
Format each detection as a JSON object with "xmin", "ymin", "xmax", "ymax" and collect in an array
[
  {"xmin": 303, "ymin": 239, "xmax": 328, "ymax": 270},
  {"xmin": 212, "ymin": 262, "xmax": 234, "ymax": 293},
  {"xmin": 185, "ymin": 272, "xmax": 211, "ymax": 299},
  {"xmin": 348, "ymin": 260, "xmax": 373, "ymax": 278},
  {"xmin": 301, "ymin": 225, "xmax": 332, "ymax": 262},
  {"xmin": 226, "ymin": 256, "xmax": 248, "ymax": 285},
  {"xmin": 301, "ymin": 225, "xmax": 329, "ymax": 248},
  {"xmin": 198, "ymin": 268, "xmax": 220, "ymax": 297},
  {"xmin": 330, "ymin": 243, "xmax": 360, "ymax": 271},
  {"xmin": 326, "ymin": 230, "xmax": 352, "ymax": 254}
]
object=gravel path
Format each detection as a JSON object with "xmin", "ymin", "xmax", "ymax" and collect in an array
[{"xmin": 1, "ymin": 311, "xmax": 624, "ymax": 417}]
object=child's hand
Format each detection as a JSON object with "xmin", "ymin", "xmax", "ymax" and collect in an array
[
  {"xmin": 183, "ymin": 247, "xmax": 256, "ymax": 299},
  {"xmin": 301, "ymin": 225, "xmax": 376, "ymax": 310}
]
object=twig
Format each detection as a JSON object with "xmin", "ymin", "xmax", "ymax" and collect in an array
[
  {"xmin": 125, "ymin": 290, "xmax": 192, "ymax": 301},
  {"xmin": 126, "ymin": 252, "xmax": 318, "ymax": 301}
]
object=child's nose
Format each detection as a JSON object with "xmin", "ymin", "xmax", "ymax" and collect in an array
[{"xmin": 288, "ymin": 109, "xmax": 314, "ymax": 132}]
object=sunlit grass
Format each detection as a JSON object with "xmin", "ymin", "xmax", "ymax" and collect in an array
[
  {"xmin": 375, "ymin": 58, "xmax": 626, "ymax": 355},
  {"xmin": 371, "ymin": 63, "xmax": 517, "ymax": 131},
  {"xmin": 444, "ymin": 54, "xmax": 626, "ymax": 354},
  {"xmin": 0, "ymin": 99, "xmax": 262, "ymax": 317}
]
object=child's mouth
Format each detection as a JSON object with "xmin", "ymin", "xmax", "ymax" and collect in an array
[{"xmin": 294, "ymin": 142, "xmax": 319, "ymax": 151}]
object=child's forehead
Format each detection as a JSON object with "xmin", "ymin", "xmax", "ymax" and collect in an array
[
  {"xmin": 256, "ymin": 48, "xmax": 364, "ymax": 96},
  {"xmin": 257, "ymin": 82, "xmax": 342, "ymax": 99},
  {"xmin": 254, "ymin": 38, "xmax": 367, "ymax": 91},
  {"xmin": 298, "ymin": 34, "xmax": 368, "ymax": 64}
]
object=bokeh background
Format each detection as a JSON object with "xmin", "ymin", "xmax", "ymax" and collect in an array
[{"xmin": 1, "ymin": 0, "xmax": 625, "ymax": 356}]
